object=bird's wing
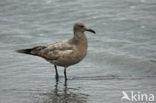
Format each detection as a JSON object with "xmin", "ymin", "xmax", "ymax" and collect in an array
[{"xmin": 39, "ymin": 40, "xmax": 74, "ymax": 60}]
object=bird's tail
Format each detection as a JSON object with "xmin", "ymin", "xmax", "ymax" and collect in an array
[{"xmin": 16, "ymin": 46, "xmax": 46, "ymax": 56}]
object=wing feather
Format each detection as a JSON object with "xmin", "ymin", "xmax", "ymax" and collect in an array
[{"xmin": 39, "ymin": 40, "xmax": 74, "ymax": 60}]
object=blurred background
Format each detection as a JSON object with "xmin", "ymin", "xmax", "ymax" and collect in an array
[{"xmin": 0, "ymin": 0, "xmax": 156, "ymax": 103}]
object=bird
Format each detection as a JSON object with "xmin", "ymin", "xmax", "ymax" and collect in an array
[{"xmin": 16, "ymin": 22, "xmax": 95, "ymax": 81}]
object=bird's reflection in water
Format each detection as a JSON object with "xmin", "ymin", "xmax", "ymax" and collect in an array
[{"xmin": 39, "ymin": 80, "xmax": 88, "ymax": 103}]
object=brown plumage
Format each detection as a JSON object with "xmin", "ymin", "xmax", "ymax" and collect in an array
[{"xmin": 16, "ymin": 22, "xmax": 95, "ymax": 81}]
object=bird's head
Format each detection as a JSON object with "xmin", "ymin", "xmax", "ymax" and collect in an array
[{"xmin": 74, "ymin": 22, "xmax": 96, "ymax": 34}]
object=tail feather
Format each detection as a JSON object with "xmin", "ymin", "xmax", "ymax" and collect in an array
[{"xmin": 16, "ymin": 46, "xmax": 46, "ymax": 55}]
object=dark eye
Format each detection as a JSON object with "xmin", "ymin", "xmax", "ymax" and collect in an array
[{"xmin": 80, "ymin": 25, "xmax": 84, "ymax": 28}]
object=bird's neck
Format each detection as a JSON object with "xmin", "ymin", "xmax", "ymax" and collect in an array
[{"xmin": 72, "ymin": 31, "xmax": 88, "ymax": 45}]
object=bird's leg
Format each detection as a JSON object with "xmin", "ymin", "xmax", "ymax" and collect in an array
[
  {"xmin": 64, "ymin": 67, "xmax": 67, "ymax": 81},
  {"xmin": 54, "ymin": 65, "xmax": 59, "ymax": 81}
]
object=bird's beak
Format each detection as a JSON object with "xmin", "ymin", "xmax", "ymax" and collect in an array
[{"xmin": 85, "ymin": 29, "xmax": 96, "ymax": 34}]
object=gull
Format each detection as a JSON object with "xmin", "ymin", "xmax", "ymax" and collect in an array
[{"xmin": 16, "ymin": 22, "xmax": 95, "ymax": 81}]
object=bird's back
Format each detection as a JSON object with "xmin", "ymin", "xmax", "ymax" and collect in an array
[{"xmin": 41, "ymin": 36, "xmax": 88, "ymax": 67}]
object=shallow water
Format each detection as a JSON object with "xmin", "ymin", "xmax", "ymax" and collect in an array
[{"xmin": 0, "ymin": 0, "xmax": 156, "ymax": 103}]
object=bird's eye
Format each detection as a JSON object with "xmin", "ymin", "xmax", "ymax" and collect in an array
[{"xmin": 80, "ymin": 25, "xmax": 84, "ymax": 28}]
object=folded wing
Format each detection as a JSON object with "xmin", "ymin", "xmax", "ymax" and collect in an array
[{"xmin": 39, "ymin": 40, "xmax": 74, "ymax": 60}]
